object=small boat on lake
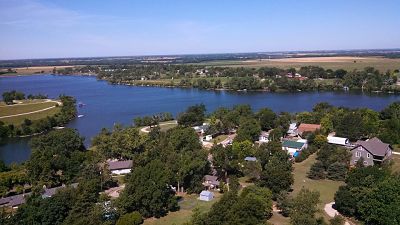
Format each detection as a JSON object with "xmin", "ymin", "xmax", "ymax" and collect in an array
[{"xmin": 78, "ymin": 115, "xmax": 84, "ymax": 118}]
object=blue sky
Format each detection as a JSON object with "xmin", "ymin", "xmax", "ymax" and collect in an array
[{"xmin": 0, "ymin": 0, "xmax": 399, "ymax": 59}]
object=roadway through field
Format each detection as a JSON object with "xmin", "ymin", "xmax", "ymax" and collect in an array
[{"xmin": 0, "ymin": 100, "xmax": 62, "ymax": 119}]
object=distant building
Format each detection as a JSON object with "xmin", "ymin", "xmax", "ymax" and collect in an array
[
  {"xmin": 350, "ymin": 137, "xmax": 393, "ymax": 166},
  {"xmin": 193, "ymin": 123, "xmax": 210, "ymax": 135},
  {"xmin": 244, "ymin": 156, "xmax": 257, "ymax": 162},
  {"xmin": 108, "ymin": 160, "xmax": 133, "ymax": 175},
  {"xmin": 259, "ymin": 131, "xmax": 270, "ymax": 143},
  {"xmin": 203, "ymin": 175, "xmax": 219, "ymax": 189},
  {"xmin": 42, "ymin": 183, "xmax": 78, "ymax": 198},
  {"xmin": 287, "ymin": 123, "xmax": 298, "ymax": 136},
  {"xmin": 0, "ymin": 194, "xmax": 29, "ymax": 208},
  {"xmin": 199, "ymin": 190, "xmax": 214, "ymax": 201},
  {"xmin": 297, "ymin": 123, "xmax": 321, "ymax": 135},
  {"xmin": 282, "ymin": 140, "xmax": 307, "ymax": 157}
]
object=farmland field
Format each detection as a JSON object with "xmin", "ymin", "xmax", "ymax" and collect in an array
[{"xmin": 199, "ymin": 56, "xmax": 400, "ymax": 71}]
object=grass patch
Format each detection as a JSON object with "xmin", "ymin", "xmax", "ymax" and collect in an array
[
  {"xmin": 391, "ymin": 154, "xmax": 400, "ymax": 173},
  {"xmin": 212, "ymin": 134, "xmax": 228, "ymax": 143},
  {"xmin": 0, "ymin": 107, "xmax": 61, "ymax": 125},
  {"xmin": 0, "ymin": 101, "xmax": 57, "ymax": 117},
  {"xmin": 143, "ymin": 193, "xmax": 221, "ymax": 225}
]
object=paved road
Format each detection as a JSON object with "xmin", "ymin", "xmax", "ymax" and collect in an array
[{"xmin": 139, "ymin": 120, "xmax": 178, "ymax": 133}]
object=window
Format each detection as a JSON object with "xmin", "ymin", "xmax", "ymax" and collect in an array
[
  {"xmin": 367, "ymin": 153, "xmax": 371, "ymax": 158},
  {"xmin": 356, "ymin": 151, "xmax": 361, "ymax": 157}
]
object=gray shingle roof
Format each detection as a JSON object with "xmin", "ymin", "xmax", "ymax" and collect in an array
[
  {"xmin": 354, "ymin": 137, "xmax": 391, "ymax": 157},
  {"xmin": 108, "ymin": 160, "xmax": 133, "ymax": 170}
]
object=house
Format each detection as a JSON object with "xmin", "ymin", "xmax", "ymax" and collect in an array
[
  {"xmin": 287, "ymin": 123, "xmax": 298, "ymax": 136},
  {"xmin": 0, "ymin": 193, "xmax": 30, "ymax": 208},
  {"xmin": 244, "ymin": 156, "xmax": 257, "ymax": 162},
  {"xmin": 199, "ymin": 190, "xmax": 214, "ymax": 201},
  {"xmin": 259, "ymin": 131, "xmax": 270, "ymax": 143},
  {"xmin": 282, "ymin": 140, "xmax": 307, "ymax": 157},
  {"xmin": 42, "ymin": 183, "xmax": 78, "ymax": 198},
  {"xmin": 297, "ymin": 123, "xmax": 321, "ymax": 135},
  {"xmin": 203, "ymin": 175, "xmax": 219, "ymax": 189},
  {"xmin": 327, "ymin": 136, "xmax": 350, "ymax": 146},
  {"xmin": 193, "ymin": 123, "xmax": 210, "ymax": 135},
  {"xmin": 108, "ymin": 160, "xmax": 133, "ymax": 175},
  {"xmin": 350, "ymin": 137, "xmax": 393, "ymax": 166}
]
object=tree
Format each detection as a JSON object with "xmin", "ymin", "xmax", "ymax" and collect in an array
[
  {"xmin": 308, "ymin": 161, "xmax": 326, "ymax": 180},
  {"xmin": 290, "ymin": 188, "xmax": 320, "ymax": 225},
  {"xmin": 314, "ymin": 134, "xmax": 327, "ymax": 148},
  {"xmin": 268, "ymin": 127, "xmax": 283, "ymax": 142},
  {"xmin": 326, "ymin": 162, "xmax": 348, "ymax": 181},
  {"xmin": 235, "ymin": 117, "xmax": 261, "ymax": 142},
  {"xmin": 117, "ymin": 160, "xmax": 178, "ymax": 218},
  {"xmin": 256, "ymin": 108, "xmax": 276, "ymax": 131},
  {"xmin": 259, "ymin": 151, "xmax": 293, "ymax": 194},
  {"xmin": 116, "ymin": 211, "xmax": 143, "ymax": 225},
  {"xmin": 232, "ymin": 140, "xmax": 255, "ymax": 161},
  {"xmin": 242, "ymin": 161, "xmax": 262, "ymax": 181},
  {"xmin": 27, "ymin": 128, "xmax": 86, "ymax": 186},
  {"xmin": 177, "ymin": 104, "xmax": 206, "ymax": 127}
]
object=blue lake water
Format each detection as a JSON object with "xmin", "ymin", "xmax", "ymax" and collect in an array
[{"xmin": 1, "ymin": 74, "xmax": 400, "ymax": 164}]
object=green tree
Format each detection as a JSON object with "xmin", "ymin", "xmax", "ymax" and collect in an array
[
  {"xmin": 117, "ymin": 160, "xmax": 178, "ymax": 218},
  {"xmin": 256, "ymin": 108, "xmax": 277, "ymax": 131},
  {"xmin": 235, "ymin": 117, "xmax": 261, "ymax": 142},
  {"xmin": 290, "ymin": 188, "xmax": 320, "ymax": 225},
  {"xmin": 259, "ymin": 151, "xmax": 293, "ymax": 194}
]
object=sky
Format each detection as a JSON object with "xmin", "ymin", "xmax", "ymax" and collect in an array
[{"xmin": 0, "ymin": 0, "xmax": 399, "ymax": 60}]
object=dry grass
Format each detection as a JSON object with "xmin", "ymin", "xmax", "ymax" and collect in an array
[
  {"xmin": 200, "ymin": 56, "xmax": 400, "ymax": 71},
  {"xmin": 391, "ymin": 154, "xmax": 400, "ymax": 173}
]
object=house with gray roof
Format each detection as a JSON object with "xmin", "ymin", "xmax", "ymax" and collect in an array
[
  {"xmin": 107, "ymin": 160, "xmax": 133, "ymax": 175},
  {"xmin": 0, "ymin": 193, "xmax": 31, "ymax": 208},
  {"xmin": 203, "ymin": 175, "xmax": 220, "ymax": 189},
  {"xmin": 350, "ymin": 137, "xmax": 393, "ymax": 166}
]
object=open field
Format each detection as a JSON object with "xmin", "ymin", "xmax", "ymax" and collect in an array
[
  {"xmin": 0, "ymin": 100, "xmax": 60, "ymax": 125},
  {"xmin": 139, "ymin": 120, "xmax": 178, "ymax": 134},
  {"xmin": 199, "ymin": 56, "xmax": 400, "ymax": 71},
  {"xmin": 0, "ymin": 66, "xmax": 76, "ymax": 76},
  {"xmin": 144, "ymin": 193, "xmax": 221, "ymax": 225}
]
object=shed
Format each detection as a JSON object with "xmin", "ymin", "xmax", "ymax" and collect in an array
[{"xmin": 199, "ymin": 190, "xmax": 214, "ymax": 201}]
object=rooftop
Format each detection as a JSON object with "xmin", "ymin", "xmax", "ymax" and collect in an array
[
  {"xmin": 354, "ymin": 137, "xmax": 391, "ymax": 157},
  {"xmin": 107, "ymin": 160, "xmax": 133, "ymax": 170},
  {"xmin": 297, "ymin": 123, "xmax": 321, "ymax": 133},
  {"xmin": 282, "ymin": 140, "xmax": 305, "ymax": 149}
]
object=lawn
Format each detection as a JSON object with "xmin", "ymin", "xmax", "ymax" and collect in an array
[
  {"xmin": 0, "ymin": 100, "xmax": 60, "ymax": 125},
  {"xmin": 0, "ymin": 101, "xmax": 57, "ymax": 117},
  {"xmin": 143, "ymin": 193, "xmax": 221, "ymax": 225},
  {"xmin": 268, "ymin": 153, "xmax": 344, "ymax": 224},
  {"xmin": 391, "ymin": 154, "xmax": 400, "ymax": 173},
  {"xmin": 212, "ymin": 134, "xmax": 228, "ymax": 143}
]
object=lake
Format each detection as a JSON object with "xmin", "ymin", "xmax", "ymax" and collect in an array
[{"xmin": 1, "ymin": 74, "xmax": 400, "ymax": 164}]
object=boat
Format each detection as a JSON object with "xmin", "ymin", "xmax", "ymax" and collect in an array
[
  {"xmin": 78, "ymin": 102, "xmax": 86, "ymax": 107},
  {"xmin": 77, "ymin": 115, "xmax": 84, "ymax": 118}
]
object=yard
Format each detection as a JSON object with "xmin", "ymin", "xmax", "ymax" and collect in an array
[
  {"xmin": 268, "ymin": 153, "xmax": 344, "ymax": 224},
  {"xmin": 391, "ymin": 154, "xmax": 400, "ymax": 173},
  {"xmin": 143, "ymin": 192, "xmax": 221, "ymax": 225}
]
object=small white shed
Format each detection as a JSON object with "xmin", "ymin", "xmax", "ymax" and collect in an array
[{"xmin": 199, "ymin": 190, "xmax": 214, "ymax": 201}]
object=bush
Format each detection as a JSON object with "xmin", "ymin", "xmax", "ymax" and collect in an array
[{"xmin": 116, "ymin": 211, "xmax": 143, "ymax": 225}]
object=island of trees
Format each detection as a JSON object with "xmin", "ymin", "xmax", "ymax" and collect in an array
[{"xmin": 0, "ymin": 101, "xmax": 399, "ymax": 225}]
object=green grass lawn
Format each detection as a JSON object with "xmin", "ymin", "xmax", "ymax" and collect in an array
[
  {"xmin": 143, "ymin": 193, "xmax": 221, "ymax": 225},
  {"xmin": 0, "ymin": 100, "xmax": 60, "ymax": 125},
  {"xmin": 212, "ymin": 134, "xmax": 228, "ymax": 143}
]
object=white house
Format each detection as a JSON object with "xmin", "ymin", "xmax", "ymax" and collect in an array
[
  {"xmin": 327, "ymin": 136, "xmax": 350, "ymax": 146},
  {"xmin": 287, "ymin": 123, "xmax": 298, "ymax": 136},
  {"xmin": 259, "ymin": 131, "xmax": 269, "ymax": 143},
  {"xmin": 199, "ymin": 190, "xmax": 214, "ymax": 201},
  {"xmin": 107, "ymin": 160, "xmax": 133, "ymax": 175},
  {"xmin": 204, "ymin": 135, "xmax": 213, "ymax": 141}
]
